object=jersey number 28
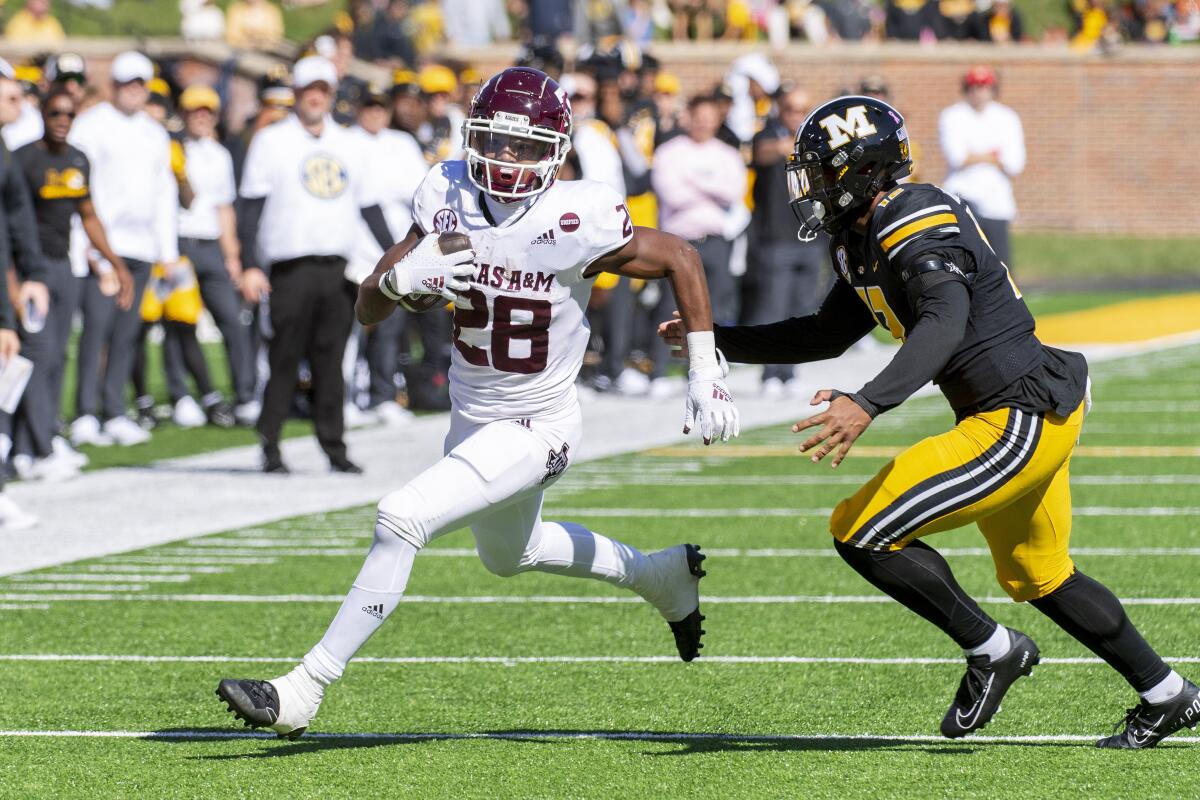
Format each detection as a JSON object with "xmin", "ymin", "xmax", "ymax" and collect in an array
[{"xmin": 453, "ymin": 289, "xmax": 551, "ymax": 374}]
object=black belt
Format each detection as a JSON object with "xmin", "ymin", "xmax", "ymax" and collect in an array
[
  {"xmin": 270, "ymin": 255, "xmax": 347, "ymax": 269},
  {"xmin": 179, "ymin": 236, "xmax": 219, "ymax": 246}
]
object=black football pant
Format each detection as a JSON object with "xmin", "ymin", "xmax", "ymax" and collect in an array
[
  {"xmin": 13, "ymin": 259, "xmax": 80, "ymax": 457},
  {"xmin": 256, "ymin": 256, "xmax": 355, "ymax": 463}
]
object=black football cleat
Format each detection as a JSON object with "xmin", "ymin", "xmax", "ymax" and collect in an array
[
  {"xmin": 329, "ymin": 456, "xmax": 364, "ymax": 475},
  {"xmin": 940, "ymin": 629, "xmax": 1040, "ymax": 738},
  {"xmin": 216, "ymin": 678, "xmax": 306, "ymax": 740},
  {"xmin": 262, "ymin": 448, "xmax": 290, "ymax": 474},
  {"xmin": 666, "ymin": 544, "xmax": 707, "ymax": 662},
  {"xmin": 1096, "ymin": 678, "xmax": 1200, "ymax": 749}
]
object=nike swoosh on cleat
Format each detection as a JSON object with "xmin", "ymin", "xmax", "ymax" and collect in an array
[
  {"xmin": 1131, "ymin": 713, "xmax": 1166, "ymax": 747},
  {"xmin": 954, "ymin": 673, "xmax": 995, "ymax": 730}
]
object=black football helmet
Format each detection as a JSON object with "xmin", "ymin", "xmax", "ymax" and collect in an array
[{"xmin": 786, "ymin": 95, "xmax": 912, "ymax": 241}]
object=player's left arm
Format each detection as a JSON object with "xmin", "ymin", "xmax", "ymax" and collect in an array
[
  {"xmin": 795, "ymin": 246, "xmax": 973, "ymax": 467},
  {"xmin": 588, "ymin": 226, "xmax": 739, "ymax": 444}
]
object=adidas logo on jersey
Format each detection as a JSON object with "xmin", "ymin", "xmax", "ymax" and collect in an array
[
  {"xmin": 531, "ymin": 229, "xmax": 557, "ymax": 245},
  {"xmin": 362, "ymin": 603, "xmax": 385, "ymax": 619}
]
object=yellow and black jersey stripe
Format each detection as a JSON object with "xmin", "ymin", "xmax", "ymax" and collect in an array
[{"xmin": 874, "ymin": 202, "xmax": 960, "ymax": 261}]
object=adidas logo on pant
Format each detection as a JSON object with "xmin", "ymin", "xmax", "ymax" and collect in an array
[
  {"xmin": 362, "ymin": 603, "xmax": 385, "ymax": 619},
  {"xmin": 530, "ymin": 229, "xmax": 557, "ymax": 245}
]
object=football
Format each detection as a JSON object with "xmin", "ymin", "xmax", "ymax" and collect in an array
[{"xmin": 398, "ymin": 231, "xmax": 473, "ymax": 312}]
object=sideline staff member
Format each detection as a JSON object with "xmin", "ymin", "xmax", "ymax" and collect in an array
[{"xmin": 239, "ymin": 56, "xmax": 394, "ymax": 474}]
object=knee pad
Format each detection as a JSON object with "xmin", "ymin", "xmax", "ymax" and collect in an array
[
  {"xmin": 376, "ymin": 488, "xmax": 428, "ymax": 550},
  {"xmin": 473, "ymin": 539, "xmax": 527, "ymax": 578}
]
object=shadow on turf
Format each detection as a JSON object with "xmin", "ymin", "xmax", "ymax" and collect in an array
[{"xmin": 146, "ymin": 728, "xmax": 1085, "ymax": 760}]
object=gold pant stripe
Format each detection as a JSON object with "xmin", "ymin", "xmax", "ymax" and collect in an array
[{"xmin": 832, "ymin": 402, "xmax": 1087, "ymax": 602}]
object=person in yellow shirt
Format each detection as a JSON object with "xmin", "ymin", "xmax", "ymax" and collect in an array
[
  {"xmin": 4, "ymin": 0, "xmax": 65, "ymax": 45},
  {"xmin": 225, "ymin": 0, "xmax": 285, "ymax": 50}
]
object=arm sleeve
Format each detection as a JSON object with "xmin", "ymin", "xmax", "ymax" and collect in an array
[
  {"xmin": 714, "ymin": 279, "xmax": 877, "ymax": 364},
  {"xmin": 999, "ymin": 110, "xmax": 1026, "ymax": 177},
  {"xmin": 359, "ymin": 204, "xmax": 394, "ymax": 252},
  {"xmin": 3, "ymin": 155, "xmax": 48, "ymax": 282},
  {"xmin": 856, "ymin": 278, "xmax": 971, "ymax": 415},
  {"xmin": 237, "ymin": 196, "xmax": 266, "ymax": 272}
]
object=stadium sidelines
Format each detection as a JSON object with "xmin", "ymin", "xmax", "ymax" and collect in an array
[
  {"xmin": 2, "ymin": 729, "xmax": 1194, "ymax": 745},
  {"xmin": 2, "ymin": 653, "xmax": 1199, "ymax": 666}
]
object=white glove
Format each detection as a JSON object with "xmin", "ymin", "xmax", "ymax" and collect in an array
[
  {"xmin": 379, "ymin": 234, "xmax": 476, "ymax": 302},
  {"xmin": 684, "ymin": 331, "xmax": 739, "ymax": 445}
]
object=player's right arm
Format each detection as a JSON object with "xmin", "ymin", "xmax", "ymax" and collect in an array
[
  {"xmin": 355, "ymin": 224, "xmax": 477, "ymax": 326},
  {"xmin": 658, "ymin": 279, "xmax": 876, "ymax": 364},
  {"xmin": 355, "ymin": 223, "xmax": 421, "ymax": 325}
]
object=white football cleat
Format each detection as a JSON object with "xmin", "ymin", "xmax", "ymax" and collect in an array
[
  {"xmin": 216, "ymin": 664, "xmax": 324, "ymax": 740},
  {"xmin": 52, "ymin": 436, "xmax": 88, "ymax": 468},
  {"xmin": 102, "ymin": 416, "xmax": 152, "ymax": 446},
  {"xmin": 29, "ymin": 452, "xmax": 82, "ymax": 483},
  {"xmin": 637, "ymin": 544, "xmax": 708, "ymax": 662},
  {"xmin": 343, "ymin": 402, "xmax": 377, "ymax": 430},
  {"xmin": 373, "ymin": 400, "xmax": 415, "ymax": 427},
  {"xmin": 233, "ymin": 400, "xmax": 261, "ymax": 426}
]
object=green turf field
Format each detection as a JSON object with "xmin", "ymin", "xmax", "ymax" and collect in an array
[{"xmin": 2, "ymin": 343, "xmax": 1198, "ymax": 798}]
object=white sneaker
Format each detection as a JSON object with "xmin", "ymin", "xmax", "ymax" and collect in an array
[
  {"xmin": 52, "ymin": 436, "xmax": 88, "ymax": 468},
  {"xmin": 761, "ymin": 377, "xmax": 786, "ymax": 399},
  {"xmin": 373, "ymin": 401, "xmax": 415, "ymax": 427},
  {"xmin": 11, "ymin": 453, "xmax": 34, "ymax": 480},
  {"xmin": 648, "ymin": 377, "xmax": 679, "ymax": 400},
  {"xmin": 70, "ymin": 415, "xmax": 113, "ymax": 448},
  {"xmin": 172, "ymin": 396, "xmax": 207, "ymax": 428},
  {"xmin": 30, "ymin": 452, "xmax": 82, "ymax": 483},
  {"xmin": 639, "ymin": 544, "xmax": 704, "ymax": 622},
  {"xmin": 343, "ymin": 403, "xmax": 377, "ymax": 430},
  {"xmin": 615, "ymin": 367, "xmax": 650, "ymax": 396},
  {"xmin": 233, "ymin": 400, "xmax": 261, "ymax": 426},
  {"xmin": 0, "ymin": 495, "xmax": 38, "ymax": 530},
  {"xmin": 102, "ymin": 416, "xmax": 152, "ymax": 446}
]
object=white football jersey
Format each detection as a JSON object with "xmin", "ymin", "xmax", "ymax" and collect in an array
[{"xmin": 412, "ymin": 161, "xmax": 633, "ymax": 422}]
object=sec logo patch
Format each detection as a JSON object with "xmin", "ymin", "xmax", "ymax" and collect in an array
[
  {"xmin": 433, "ymin": 208, "xmax": 458, "ymax": 232},
  {"xmin": 558, "ymin": 212, "xmax": 580, "ymax": 232},
  {"xmin": 301, "ymin": 153, "xmax": 348, "ymax": 199}
]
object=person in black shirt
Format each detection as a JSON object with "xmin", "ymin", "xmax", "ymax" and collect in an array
[
  {"xmin": 659, "ymin": 96, "xmax": 1198, "ymax": 749},
  {"xmin": 12, "ymin": 86, "xmax": 130, "ymax": 472},
  {"xmin": 745, "ymin": 87, "xmax": 827, "ymax": 395}
]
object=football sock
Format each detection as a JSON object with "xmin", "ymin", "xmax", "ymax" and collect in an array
[
  {"xmin": 1141, "ymin": 670, "xmax": 1185, "ymax": 705},
  {"xmin": 302, "ymin": 520, "xmax": 419, "ymax": 685},
  {"xmin": 834, "ymin": 538, "xmax": 997, "ymax": 649},
  {"xmin": 1029, "ymin": 570, "xmax": 1171, "ymax": 693},
  {"xmin": 965, "ymin": 623, "xmax": 1012, "ymax": 661}
]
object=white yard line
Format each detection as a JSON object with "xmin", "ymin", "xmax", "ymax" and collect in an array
[
  {"xmin": 0, "ymin": 729, "xmax": 1195, "ymax": 745},
  {"xmin": 543, "ymin": 507, "xmax": 1200, "ymax": 517},
  {"xmin": 0, "ymin": 604, "xmax": 49, "ymax": 610},
  {"xmin": 4, "ymin": 653, "xmax": 1199, "ymax": 666},
  {"xmin": 4, "ymin": 573, "xmax": 192, "ymax": 583},
  {"xmin": 3, "ymin": 592, "xmax": 1200, "ymax": 605}
]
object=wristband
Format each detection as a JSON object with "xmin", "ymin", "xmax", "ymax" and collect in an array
[
  {"xmin": 687, "ymin": 330, "xmax": 719, "ymax": 372},
  {"xmin": 378, "ymin": 265, "xmax": 408, "ymax": 300}
]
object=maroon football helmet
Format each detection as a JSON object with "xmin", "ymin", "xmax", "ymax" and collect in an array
[{"xmin": 462, "ymin": 67, "xmax": 573, "ymax": 201}]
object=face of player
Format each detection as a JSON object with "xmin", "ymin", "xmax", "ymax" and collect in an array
[
  {"xmin": 468, "ymin": 128, "xmax": 556, "ymax": 196},
  {"xmin": 184, "ymin": 106, "xmax": 216, "ymax": 139},
  {"xmin": 42, "ymin": 93, "xmax": 76, "ymax": 144},
  {"xmin": 358, "ymin": 102, "xmax": 388, "ymax": 135},
  {"xmin": 0, "ymin": 79, "xmax": 23, "ymax": 126},
  {"xmin": 296, "ymin": 82, "xmax": 333, "ymax": 125},
  {"xmin": 113, "ymin": 79, "xmax": 149, "ymax": 115}
]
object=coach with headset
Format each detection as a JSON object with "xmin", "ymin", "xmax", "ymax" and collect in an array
[{"xmin": 238, "ymin": 55, "xmax": 395, "ymax": 475}]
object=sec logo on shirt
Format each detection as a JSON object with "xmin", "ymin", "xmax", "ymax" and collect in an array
[{"xmin": 301, "ymin": 153, "xmax": 348, "ymax": 199}]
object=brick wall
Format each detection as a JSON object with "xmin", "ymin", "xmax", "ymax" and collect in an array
[{"xmin": 464, "ymin": 43, "xmax": 1200, "ymax": 236}]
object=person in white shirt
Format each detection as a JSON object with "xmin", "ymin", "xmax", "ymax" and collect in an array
[
  {"xmin": 174, "ymin": 84, "xmax": 257, "ymax": 426},
  {"xmin": 938, "ymin": 65, "xmax": 1025, "ymax": 269},
  {"xmin": 67, "ymin": 51, "xmax": 179, "ymax": 447},
  {"xmin": 237, "ymin": 56, "xmax": 395, "ymax": 474},
  {"xmin": 347, "ymin": 87, "xmax": 431, "ymax": 425}
]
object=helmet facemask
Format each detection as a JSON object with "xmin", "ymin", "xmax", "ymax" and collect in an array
[{"xmin": 463, "ymin": 112, "xmax": 572, "ymax": 202}]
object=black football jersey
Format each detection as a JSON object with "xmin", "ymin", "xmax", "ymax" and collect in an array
[{"xmin": 829, "ymin": 183, "xmax": 1087, "ymax": 417}]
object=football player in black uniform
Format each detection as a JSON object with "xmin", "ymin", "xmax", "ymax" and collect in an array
[{"xmin": 660, "ymin": 96, "xmax": 1199, "ymax": 748}]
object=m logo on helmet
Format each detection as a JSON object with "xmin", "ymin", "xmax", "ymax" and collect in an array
[{"xmin": 818, "ymin": 105, "xmax": 877, "ymax": 149}]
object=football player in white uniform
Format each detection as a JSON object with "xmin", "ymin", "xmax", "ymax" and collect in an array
[{"xmin": 217, "ymin": 67, "xmax": 740, "ymax": 738}]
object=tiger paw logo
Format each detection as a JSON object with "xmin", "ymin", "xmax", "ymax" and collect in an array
[
  {"xmin": 541, "ymin": 443, "xmax": 570, "ymax": 484},
  {"xmin": 301, "ymin": 153, "xmax": 348, "ymax": 199}
]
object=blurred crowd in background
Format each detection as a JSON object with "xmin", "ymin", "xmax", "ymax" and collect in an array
[
  {"xmin": 0, "ymin": 34, "xmax": 1028, "ymax": 508},
  {"xmin": 3, "ymin": 0, "xmax": 1199, "ymax": 51}
]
